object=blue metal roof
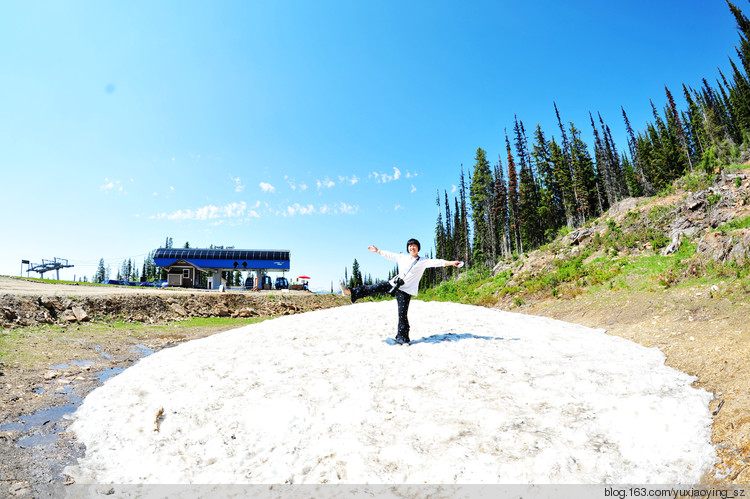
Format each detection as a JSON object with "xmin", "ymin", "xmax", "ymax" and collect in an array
[{"xmin": 153, "ymin": 248, "xmax": 290, "ymax": 271}]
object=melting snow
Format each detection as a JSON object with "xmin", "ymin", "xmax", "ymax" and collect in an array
[{"xmin": 64, "ymin": 301, "xmax": 716, "ymax": 484}]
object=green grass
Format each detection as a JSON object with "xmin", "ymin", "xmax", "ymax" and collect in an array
[
  {"xmin": 0, "ymin": 316, "xmax": 269, "ymax": 368},
  {"xmin": 716, "ymin": 215, "xmax": 750, "ymax": 233},
  {"xmin": 420, "ymin": 234, "xmax": 750, "ymax": 309}
]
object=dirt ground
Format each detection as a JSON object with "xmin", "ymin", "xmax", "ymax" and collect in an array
[{"xmin": 0, "ymin": 276, "xmax": 748, "ymax": 495}]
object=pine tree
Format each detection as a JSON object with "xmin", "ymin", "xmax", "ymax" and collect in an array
[
  {"xmin": 95, "ymin": 258, "xmax": 106, "ymax": 283},
  {"xmin": 665, "ymin": 86, "xmax": 693, "ymax": 173},
  {"xmin": 458, "ymin": 165, "xmax": 471, "ymax": 267},
  {"xmin": 515, "ymin": 117, "xmax": 542, "ymax": 249},
  {"xmin": 531, "ymin": 124, "xmax": 564, "ymax": 240},
  {"xmin": 350, "ymin": 259, "xmax": 363, "ymax": 288},
  {"xmin": 505, "ymin": 133, "xmax": 522, "ymax": 253},
  {"xmin": 590, "ymin": 112, "xmax": 617, "ymax": 209},
  {"xmin": 493, "ymin": 155, "xmax": 510, "ymax": 258},
  {"xmin": 568, "ymin": 122, "xmax": 599, "ymax": 222},
  {"xmin": 469, "ymin": 148, "xmax": 494, "ymax": 266},
  {"xmin": 435, "ymin": 190, "xmax": 446, "ymax": 260},
  {"xmin": 622, "ymin": 107, "xmax": 653, "ymax": 195}
]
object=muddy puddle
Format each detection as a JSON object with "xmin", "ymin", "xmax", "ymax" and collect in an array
[{"xmin": 0, "ymin": 345, "xmax": 154, "ymax": 458}]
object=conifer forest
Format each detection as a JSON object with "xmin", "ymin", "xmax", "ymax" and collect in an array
[{"xmin": 430, "ymin": 1, "xmax": 750, "ymax": 286}]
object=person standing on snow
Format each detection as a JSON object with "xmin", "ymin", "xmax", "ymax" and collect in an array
[{"xmin": 340, "ymin": 238, "xmax": 463, "ymax": 345}]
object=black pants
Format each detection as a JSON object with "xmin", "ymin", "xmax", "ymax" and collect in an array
[{"xmin": 352, "ymin": 282, "xmax": 412, "ymax": 341}]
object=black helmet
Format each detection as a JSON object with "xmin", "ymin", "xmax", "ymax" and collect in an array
[{"xmin": 406, "ymin": 238, "xmax": 421, "ymax": 251}]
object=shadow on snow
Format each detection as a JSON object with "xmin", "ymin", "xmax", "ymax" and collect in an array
[{"xmin": 384, "ymin": 333, "xmax": 521, "ymax": 346}]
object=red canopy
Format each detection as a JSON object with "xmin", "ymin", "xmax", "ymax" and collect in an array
[{"xmin": 298, "ymin": 275, "xmax": 311, "ymax": 280}]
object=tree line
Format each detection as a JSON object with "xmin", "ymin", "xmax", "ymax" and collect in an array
[{"xmin": 432, "ymin": 1, "xmax": 750, "ymax": 279}]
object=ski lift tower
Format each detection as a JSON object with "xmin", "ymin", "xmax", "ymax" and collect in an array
[{"xmin": 27, "ymin": 257, "xmax": 74, "ymax": 280}]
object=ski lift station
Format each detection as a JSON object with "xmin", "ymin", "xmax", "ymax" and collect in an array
[{"xmin": 153, "ymin": 248, "xmax": 290, "ymax": 290}]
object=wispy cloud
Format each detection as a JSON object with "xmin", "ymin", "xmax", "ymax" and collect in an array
[
  {"xmin": 338, "ymin": 175, "xmax": 359, "ymax": 185},
  {"xmin": 410, "ymin": 184, "xmax": 417, "ymax": 193},
  {"xmin": 284, "ymin": 175, "xmax": 308, "ymax": 191},
  {"xmin": 316, "ymin": 177, "xmax": 335, "ymax": 190},
  {"xmin": 286, "ymin": 203, "xmax": 317, "ymax": 216},
  {"xmin": 232, "ymin": 176, "xmax": 245, "ymax": 193},
  {"xmin": 281, "ymin": 202, "xmax": 359, "ymax": 216},
  {"xmin": 259, "ymin": 182, "xmax": 275, "ymax": 193},
  {"xmin": 100, "ymin": 178, "xmax": 123, "ymax": 192},
  {"xmin": 153, "ymin": 201, "xmax": 248, "ymax": 221},
  {"xmin": 370, "ymin": 167, "xmax": 401, "ymax": 184},
  {"xmin": 336, "ymin": 202, "xmax": 358, "ymax": 214}
]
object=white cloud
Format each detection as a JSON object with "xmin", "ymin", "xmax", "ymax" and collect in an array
[
  {"xmin": 451, "ymin": 185, "xmax": 457, "ymax": 193},
  {"xmin": 337, "ymin": 202, "xmax": 358, "ymax": 214},
  {"xmin": 259, "ymin": 182, "xmax": 275, "ymax": 193},
  {"xmin": 285, "ymin": 203, "xmax": 317, "ymax": 216},
  {"xmin": 100, "ymin": 178, "xmax": 124, "ymax": 193},
  {"xmin": 316, "ymin": 177, "xmax": 335, "ymax": 190},
  {"xmin": 405, "ymin": 171, "xmax": 418, "ymax": 179},
  {"xmin": 410, "ymin": 184, "xmax": 417, "ymax": 193},
  {"xmin": 338, "ymin": 175, "xmax": 360, "ymax": 186},
  {"xmin": 281, "ymin": 202, "xmax": 358, "ymax": 216},
  {"xmin": 232, "ymin": 176, "xmax": 245, "ymax": 193},
  {"xmin": 371, "ymin": 167, "xmax": 402, "ymax": 184},
  {"xmin": 154, "ymin": 201, "xmax": 247, "ymax": 221},
  {"xmin": 285, "ymin": 175, "xmax": 309, "ymax": 192},
  {"xmin": 394, "ymin": 204, "xmax": 404, "ymax": 211}
]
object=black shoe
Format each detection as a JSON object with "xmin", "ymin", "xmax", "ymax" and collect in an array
[{"xmin": 394, "ymin": 335, "xmax": 410, "ymax": 345}]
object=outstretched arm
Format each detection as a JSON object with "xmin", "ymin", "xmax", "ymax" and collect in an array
[
  {"xmin": 368, "ymin": 245, "xmax": 379, "ymax": 254},
  {"xmin": 445, "ymin": 260, "xmax": 463, "ymax": 267}
]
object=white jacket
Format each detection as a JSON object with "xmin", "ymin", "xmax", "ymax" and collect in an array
[{"xmin": 379, "ymin": 249, "xmax": 448, "ymax": 296}]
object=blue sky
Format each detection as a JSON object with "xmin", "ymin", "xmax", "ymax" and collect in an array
[{"xmin": 0, "ymin": 0, "xmax": 741, "ymax": 291}]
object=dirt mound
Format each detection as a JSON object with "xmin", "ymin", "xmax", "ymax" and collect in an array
[{"xmin": 1, "ymin": 288, "xmax": 345, "ymax": 329}]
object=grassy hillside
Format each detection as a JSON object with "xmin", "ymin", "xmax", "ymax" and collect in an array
[{"xmin": 422, "ymin": 167, "xmax": 750, "ymax": 310}]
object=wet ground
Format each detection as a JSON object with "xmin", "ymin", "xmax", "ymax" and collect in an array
[{"xmin": 0, "ymin": 344, "xmax": 155, "ymax": 497}]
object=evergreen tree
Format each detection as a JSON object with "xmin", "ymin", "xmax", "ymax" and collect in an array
[
  {"xmin": 493, "ymin": 155, "xmax": 510, "ymax": 258},
  {"xmin": 469, "ymin": 148, "xmax": 494, "ymax": 266},
  {"xmin": 435, "ymin": 189, "xmax": 446, "ymax": 259},
  {"xmin": 95, "ymin": 258, "xmax": 106, "ymax": 283},
  {"xmin": 505, "ymin": 133, "xmax": 522, "ymax": 253},
  {"xmin": 515, "ymin": 117, "xmax": 542, "ymax": 249},
  {"xmin": 531, "ymin": 124, "xmax": 564, "ymax": 240},
  {"xmin": 458, "ymin": 165, "xmax": 471, "ymax": 267},
  {"xmin": 568, "ymin": 122, "xmax": 599, "ymax": 222},
  {"xmin": 349, "ymin": 259, "xmax": 363, "ymax": 288}
]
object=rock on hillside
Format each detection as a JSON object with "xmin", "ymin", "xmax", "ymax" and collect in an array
[
  {"xmin": 0, "ymin": 292, "xmax": 347, "ymax": 328},
  {"xmin": 492, "ymin": 168, "xmax": 750, "ymax": 278}
]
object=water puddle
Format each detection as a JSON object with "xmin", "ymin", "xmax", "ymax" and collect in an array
[
  {"xmin": 50, "ymin": 360, "xmax": 92, "ymax": 370},
  {"xmin": 18, "ymin": 433, "xmax": 59, "ymax": 448},
  {"xmin": 0, "ymin": 383, "xmax": 82, "ymax": 435},
  {"xmin": 1, "ymin": 343, "xmax": 157, "ymax": 450},
  {"xmin": 96, "ymin": 366, "xmax": 127, "ymax": 383}
]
